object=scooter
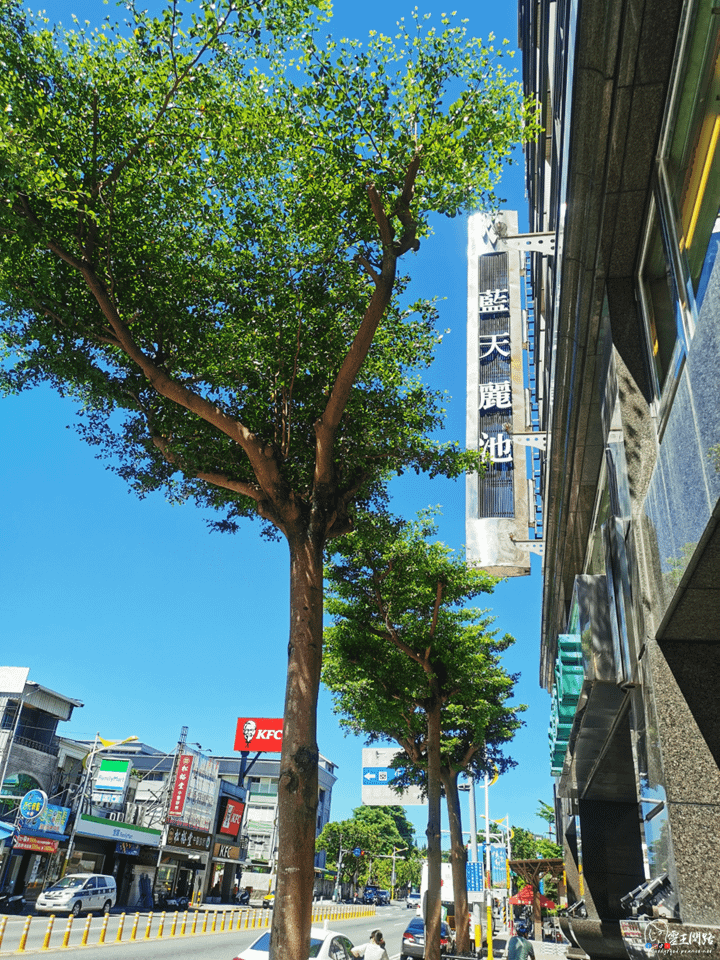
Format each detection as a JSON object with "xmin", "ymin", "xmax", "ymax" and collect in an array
[
  {"xmin": 0, "ymin": 892, "xmax": 26, "ymax": 914},
  {"xmin": 156, "ymin": 893, "xmax": 189, "ymax": 911},
  {"xmin": 234, "ymin": 890, "xmax": 251, "ymax": 906}
]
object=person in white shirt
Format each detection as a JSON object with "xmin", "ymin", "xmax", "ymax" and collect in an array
[{"xmin": 351, "ymin": 930, "xmax": 389, "ymax": 960}]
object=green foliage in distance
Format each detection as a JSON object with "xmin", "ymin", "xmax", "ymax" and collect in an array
[{"xmin": 509, "ymin": 826, "xmax": 562, "ymax": 861}]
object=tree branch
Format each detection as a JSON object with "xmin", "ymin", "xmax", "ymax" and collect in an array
[{"xmin": 150, "ymin": 432, "xmax": 263, "ymax": 501}]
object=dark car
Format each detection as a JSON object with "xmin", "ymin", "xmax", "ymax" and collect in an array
[
  {"xmin": 362, "ymin": 886, "xmax": 379, "ymax": 905},
  {"xmin": 376, "ymin": 890, "xmax": 390, "ymax": 906},
  {"xmin": 401, "ymin": 916, "xmax": 453, "ymax": 959}
]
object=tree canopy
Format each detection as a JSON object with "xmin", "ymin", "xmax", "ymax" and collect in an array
[{"xmin": 0, "ymin": 2, "xmax": 537, "ymax": 955}]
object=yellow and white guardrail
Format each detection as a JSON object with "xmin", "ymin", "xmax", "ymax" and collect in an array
[{"xmin": 0, "ymin": 902, "xmax": 376, "ymax": 954}]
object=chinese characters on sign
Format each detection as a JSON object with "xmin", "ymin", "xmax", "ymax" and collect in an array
[
  {"xmin": 479, "ymin": 380, "xmax": 512, "ymax": 412},
  {"xmin": 478, "ymin": 287, "xmax": 513, "ymax": 467},
  {"xmin": 166, "ymin": 824, "xmax": 212, "ymax": 851},
  {"xmin": 168, "ymin": 755, "xmax": 193, "ymax": 820},
  {"xmin": 479, "ymin": 288, "xmax": 510, "ymax": 314}
]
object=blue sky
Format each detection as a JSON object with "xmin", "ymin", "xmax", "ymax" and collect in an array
[{"xmin": 1, "ymin": 0, "xmax": 554, "ymax": 846}]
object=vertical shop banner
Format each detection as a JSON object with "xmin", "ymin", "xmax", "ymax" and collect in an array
[
  {"xmin": 168, "ymin": 754, "xmax": 194, "ymax": 820},
  {"xmin": 465, "ymin": 211, "xmax": 532, "ymax": 576}
]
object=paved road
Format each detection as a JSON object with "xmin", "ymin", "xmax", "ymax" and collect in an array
[{"xmin": 0, "ymin": 903, "xmax": 412, "ymax": 958}]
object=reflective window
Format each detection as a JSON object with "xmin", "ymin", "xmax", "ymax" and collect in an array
[
  {"xmin": 639, "ymin": 203, "xmax": 687, "ymax": 396},
  {"xmin": 665, "ymin": 3, "xmax": 720, "ymax": 318}
]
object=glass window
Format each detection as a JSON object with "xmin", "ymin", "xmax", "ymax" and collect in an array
[
  {"xmin": 665, "ymin": 3, "xmax": 720, "ymax": 318},
  {"xmin": 639, "ymin": 204, "xmax": 687, "ymax": 396}
]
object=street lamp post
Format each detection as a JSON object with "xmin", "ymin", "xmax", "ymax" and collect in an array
[{"xmin": 459, "ymin": 778, "xmax": 483, "ymax": 952}]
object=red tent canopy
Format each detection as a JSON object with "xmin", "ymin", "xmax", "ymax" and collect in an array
[{"xmin": 509, "ymin": 884, "xmax": 556, "ymax": 909}]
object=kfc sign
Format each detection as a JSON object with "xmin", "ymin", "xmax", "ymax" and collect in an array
[
  {"xmin": 234, "ymin": 717, "xmax": 283, "ymax": 752},
  {"xmin": 219, "ymin": 798, "xmax": 245, "ymax": 838}
]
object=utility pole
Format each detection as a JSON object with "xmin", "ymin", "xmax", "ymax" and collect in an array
[
  {"xmin": 333, "ymin": 835, "xmax": 344, "ymax": 902},
  {"xmin": 389, "ymin": 845, "xmax": 407, "ymax": 899},
  {"xmin": 63, "ymin": 733, "xmax": 100, "ymax": 876}
]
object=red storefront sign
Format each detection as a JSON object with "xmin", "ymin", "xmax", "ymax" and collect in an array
[
  {"xmin": 219, "ymin": 798, "xmax": 245, "ymax": 838},
  {"xmin": 168, "ymin": 754, "xmax": 194, "ymax": 819},
  {"xmin": 234, "ymin": 717, "xmax": 283, "ymax": 752},
  {"xmin": 14, "ymin": 835, "xmax": 58, "ymax": 854}
]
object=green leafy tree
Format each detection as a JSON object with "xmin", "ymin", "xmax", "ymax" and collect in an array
[
  {"xmin": 323, "ymin": 512, "xmax": 523, "ymax": 960},
  {"xmin": 351, "ymin": 804, "xmax": 416, "ymax": 851},
  {"xmin": 315, "ymin": 819, "xmax": 380, "ymax": 891},
  {"xmin": 509, "ymin": 826, "xmax": 538, "ymax": 862},
  {"xmin": 0, "ymin": 3, "xmax": 536, "ymax": 955},
  {"xmin": 536, "ymin": 800, "xmax": 555, "ymax": 839},
  {"xmin": 509, "ymin": 826, "xmax": 562, "ymax": 899}
]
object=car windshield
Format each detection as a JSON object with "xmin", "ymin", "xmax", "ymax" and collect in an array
[
  {"xmin": 49, "ymin": 877, "xmax": 85, "ymax": 890},
  {"xmin": 248, "ymin": 932, "xmax": 324, "ymax": 957}
]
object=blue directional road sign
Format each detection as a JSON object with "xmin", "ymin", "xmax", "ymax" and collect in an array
[{"xmin": 362, "ymin": 766, "xmax": 399, "ymax": 785}]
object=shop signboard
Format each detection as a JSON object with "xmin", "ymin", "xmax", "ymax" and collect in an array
[
  {"xmin": 19, "ymin": 789, "xmax": 47, "ymax": 821},
  {"xmin": 116, "ymin": 842, "xmax": 140, "ymax": 856},
  {"xmin": 218, "ymin": 798, "xmax": 245, "ymax": 839},
  {"xmin": 168, "ymin": 751, "xmax": 219, "ymax": 833},
  {"xmin": 14, "ymin": 835, "xmax": 58, "ymax": 854},
  {"xmin": 213, "ymin": 841, "xmax": 243, "ymax": 861},
  {"xmin": 465, "ymin": 212, "xmax": 532, "ymax": 577},
  {"xmin": 234, "ymin": 718, "xmax": 283, "ymax": 752},
  {"xmin": 19, "ymin": 803, "xmax": 70, "ymax": 840},
  {"xmin": 166, "ymin": 824, "xmax": 212, "ymax": 852},
  {"xmin": 77, "ymin": 813, "xmax": 162, "ymax": 847},
  {"xmin": 92, "ymin": 758, "xmax": 132, "ymax": 805}
]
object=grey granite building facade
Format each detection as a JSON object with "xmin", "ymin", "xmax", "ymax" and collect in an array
[{"xmin": 519, "ymin": 0, "xmax": 720, "ymax": 954}]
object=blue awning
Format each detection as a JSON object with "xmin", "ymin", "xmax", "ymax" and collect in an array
[{"xmin": 0, "ymin": 823, "xmax": 15, "ymax": 841}]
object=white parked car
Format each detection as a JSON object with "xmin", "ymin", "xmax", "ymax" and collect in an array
[
  {"xmin": 36, "ymin": 874, "xmax": 116, "ymax": 916},
  {"xmin": 406, "ymin": 892, "xmax": 421, "ymax": 910},
  {"xmin": 234, "ymin": 927, "xmax": 355, "ymax": 960}
]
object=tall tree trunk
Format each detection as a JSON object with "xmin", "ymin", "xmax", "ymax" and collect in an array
[
  {"xmin": 441, "ymin": 767, "xmax": 470, "ymax": 954},
  {"xmin": 270, "ymin": 533, "xmax": 323, "ymax": 960},
  {"xmin": 425, "ymin": 697, "xmax": 442, "ymax": 960}
]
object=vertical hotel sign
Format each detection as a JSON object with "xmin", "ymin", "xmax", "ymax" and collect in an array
[
  {"xmin": 465, "ymin": 211, "xmax": 531, "ymax": 577},
  {"xmin": 168, "ymin": 754, "xmax": 193, "ymax": 820}
]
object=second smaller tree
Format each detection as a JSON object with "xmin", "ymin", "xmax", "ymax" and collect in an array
[{"xmin": 323, "ymin": 513, "xmax": 523, "ymax": 960}]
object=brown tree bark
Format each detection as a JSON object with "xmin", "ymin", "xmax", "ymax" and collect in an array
[
  {"xmin": 425, "ymin": 696, "xmax": 443, "ymax": 960},
  {"xmin": 269, "ymin": 532, "xmax": 324, "ymax": 960},
  {"xmin": 441, "ymin": 767, "xmax": 470, "ymax": 954}
]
